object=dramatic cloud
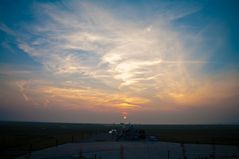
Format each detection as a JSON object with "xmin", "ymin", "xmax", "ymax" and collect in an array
[{"xmin": 0, "ymin": 0, "xmax": 239, "ymax": 123}]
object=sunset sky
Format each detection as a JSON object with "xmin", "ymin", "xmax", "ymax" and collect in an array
[{"xmin": 0, "ymin": 0, "xmax": 239, "ymax": 124}]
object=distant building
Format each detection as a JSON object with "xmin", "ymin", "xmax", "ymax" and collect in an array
[{"xmin": 117, "ymin": 124, "xmax": 146, "ymax": 141}]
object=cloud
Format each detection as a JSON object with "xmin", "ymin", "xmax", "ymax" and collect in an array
[
  {"xmin": 3, "ymin": 0, "xmax": 237, "ymax": 116},
  {"xmin": 40, "ymin": 86, "xmax": 149, "ymax": 110},
  {"xmin": 0, "ymin": 23, "xmax": 16, "ymax": 36}
]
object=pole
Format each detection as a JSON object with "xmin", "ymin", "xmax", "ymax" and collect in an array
[{"xmin": 120, "ymin": 144, "xmax": 125, "ymax": 159}]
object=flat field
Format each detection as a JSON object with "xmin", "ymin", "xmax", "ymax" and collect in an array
[{"xmin": 0, "ymin": 121, "xmax": 239, "ymax": 158}]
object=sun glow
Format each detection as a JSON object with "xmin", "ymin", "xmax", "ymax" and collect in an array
[
  {"xmin": 1, "ymin": 0, "xmax": 238, "ymax": 124},
  {"xmin": 122, "ymin": 112, "xmax": 128, "ymax": 120}
]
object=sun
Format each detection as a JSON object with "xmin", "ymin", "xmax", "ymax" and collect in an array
[{"xmin": 122, "ymin": 112, "xmax": 128, "ymax": 120}]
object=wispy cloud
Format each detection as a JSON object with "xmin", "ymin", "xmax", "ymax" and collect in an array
[{"xmin": 1, "ymin": 0, "xmax": 238, "ymax": 118}]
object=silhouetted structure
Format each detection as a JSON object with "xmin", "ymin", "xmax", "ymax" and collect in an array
[{"xmin": 117, "ymin": 124, "xmax": 146, "ymax": 140}]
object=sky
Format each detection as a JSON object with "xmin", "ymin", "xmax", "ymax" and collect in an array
[{"xmin": 0, "ymin": 0, "xmax": 239, "ymax": 124}]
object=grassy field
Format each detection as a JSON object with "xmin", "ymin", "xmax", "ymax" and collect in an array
[
  {"xmin": 135, "ymin": 124, "xmax": 239, "ymax": 145},
  {"xmin": 0, "ymin": 121, "xmax": 239, "ymax": 158},
  {"xmin": 0, "ymin": 121, "xmax": 118, "ymax": 158}
]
